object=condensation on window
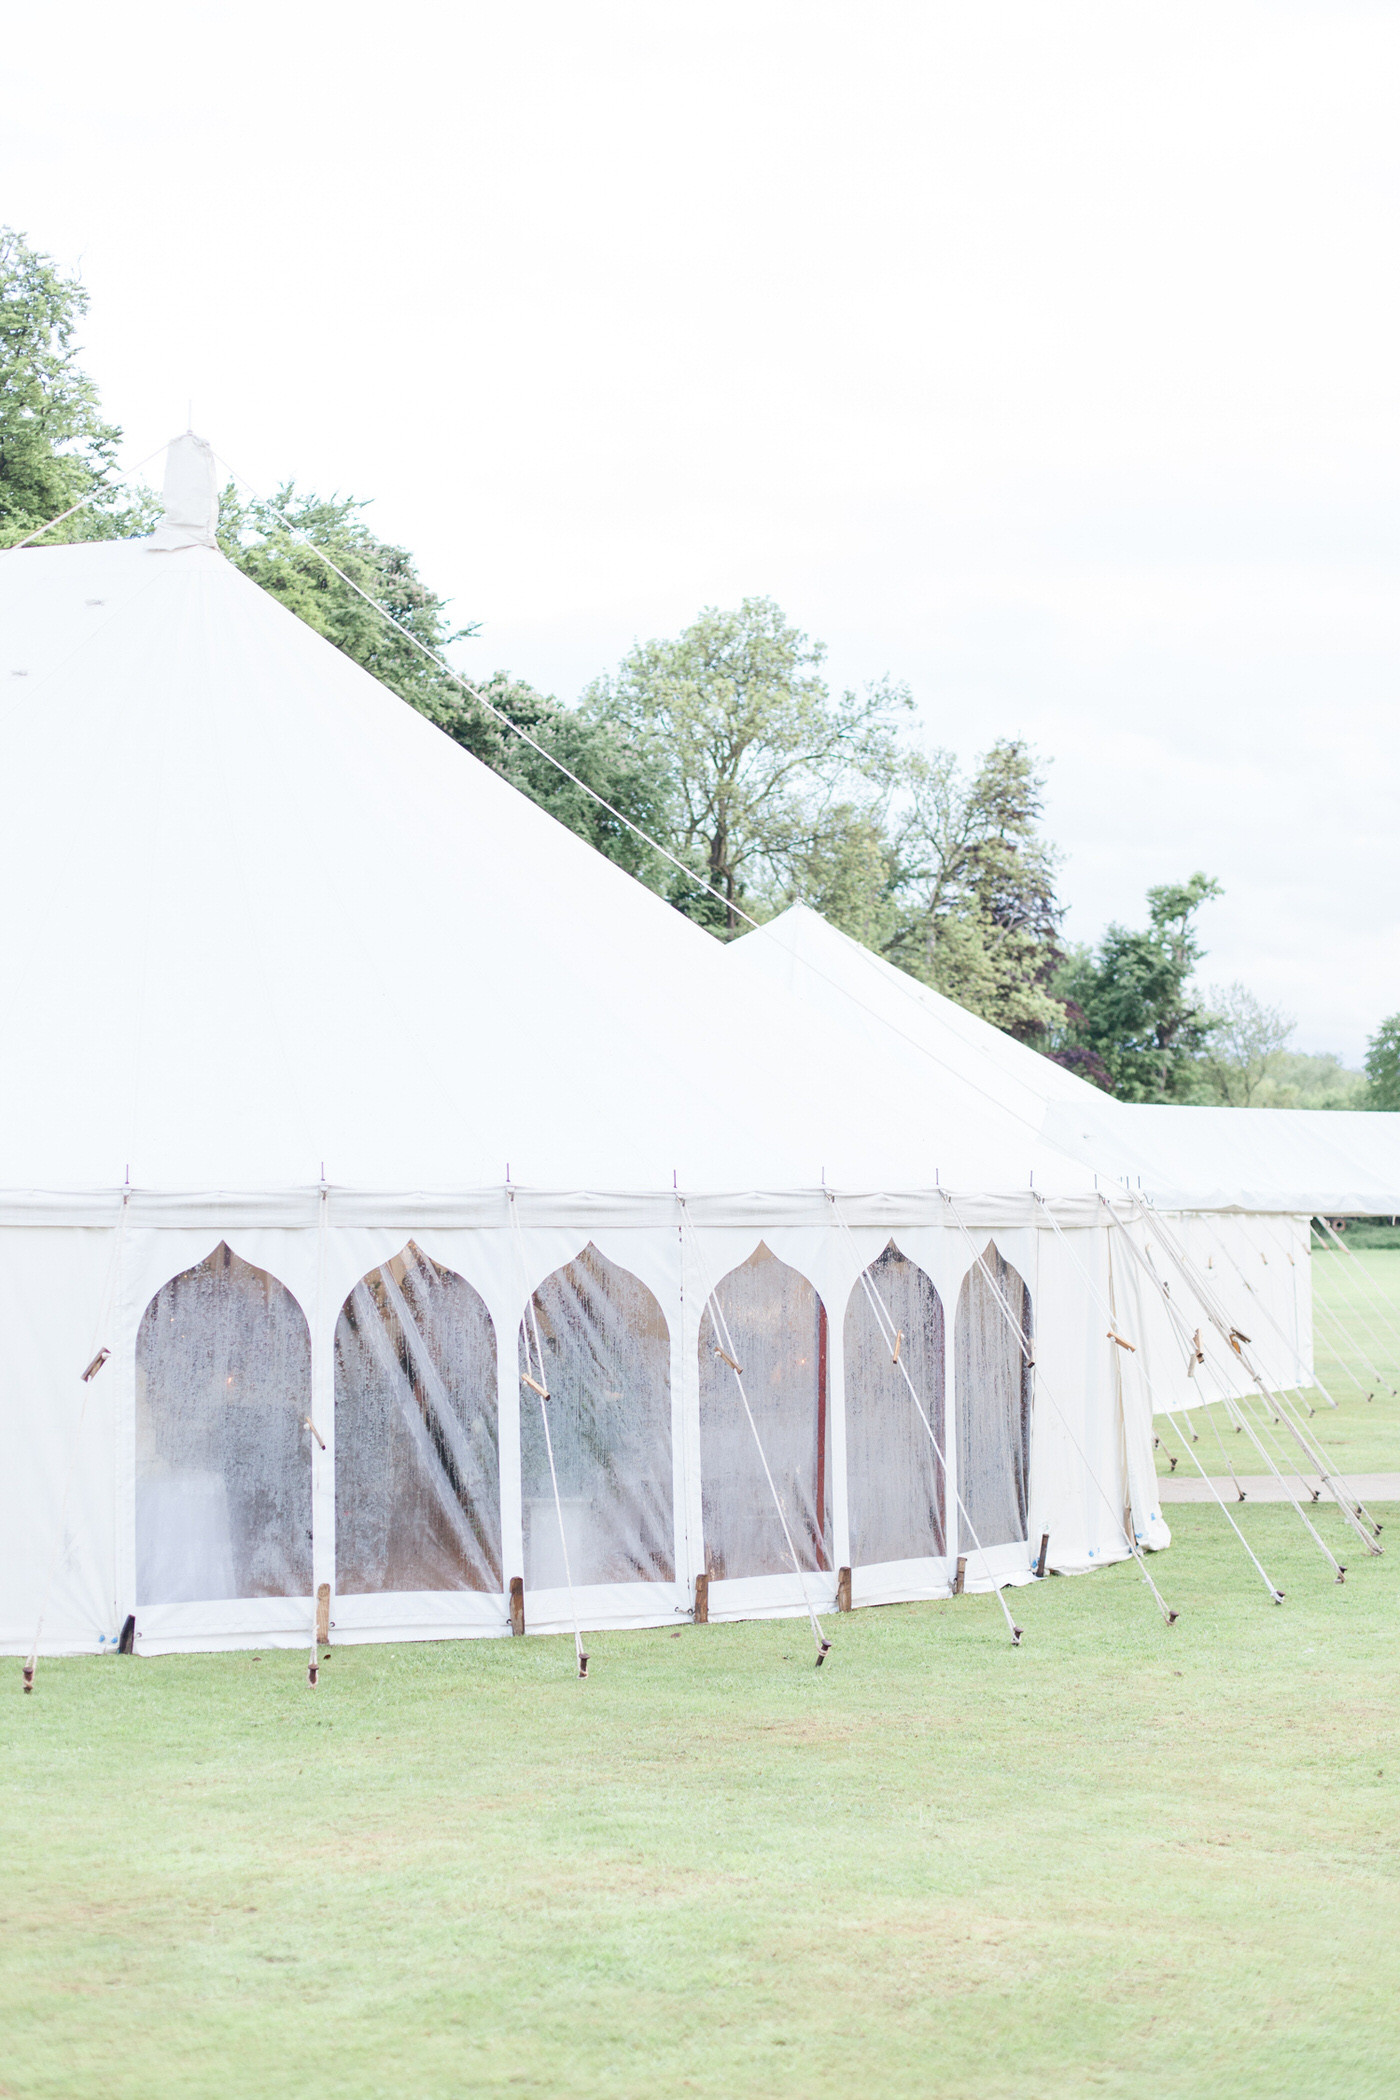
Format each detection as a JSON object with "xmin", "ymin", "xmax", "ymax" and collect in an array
[
  {"xmin": 698, "ymin": 1243, "xmax": 831, "ymax": 1581},
  {"xmin": 955, "ymin": 1242, "xmax": 1033, "ymax": 1552},
  {"xmin": 845, "ymin": 1242, "xmax": 946, "ymax": 1566},
  {"xmin": 519, "ymin": 1244, "xmax": 673, "ymax": 1589},
  {"xmin": 335, "ymin": 1243, "xmax": 501, "ymax": 1595},
  {"xmin": 135, "ymin": 1243, "xmax": 312, "ymax": 1604}
]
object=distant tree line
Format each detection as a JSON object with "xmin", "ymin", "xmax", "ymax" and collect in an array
[{"xmin": 3, "ymin": 226, "xmax": 1394, "ymax": 1108}]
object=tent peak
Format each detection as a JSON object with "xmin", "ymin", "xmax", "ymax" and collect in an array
[{"xmin": 149, "ymin": 432, "xmax": 219, "ymax": 552}]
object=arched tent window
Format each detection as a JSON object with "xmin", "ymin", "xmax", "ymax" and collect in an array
[
  {"xmin": 844, "ymin": 1243, "xmax": 945, "ymax": 1565},
  {"xmin": 519, "ymin": 1244, "xmax": 672, "ymax": 1589},
  {"xmin": 954, "ymin": 1243, "xmax": 1033, "ymax": 1553},
  {"xmin": 335, "ymin": 1244, "xmax": 500, "ymax": 1594},
  {"xmin": 136, "ymin": 1244, "xmax": 312, "ymax": 1604},
  {"xmin": 698, "ymin": 1244, "xmax": 830, "ymax": 1581}
]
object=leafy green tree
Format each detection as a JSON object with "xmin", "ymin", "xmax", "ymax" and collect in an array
[
  {"xmin": 471, "ymin": 670, "xmax": 673, "ymax": 884},
  {"xmin": 581, "ymin": 597, "xmax": 910, "ymax": 932},
  {"xmin": 584, "ymin": 602, "xmax": 1067, "ymax": 1012},
  {"xmin": 218, "ymin": 483, "xmax": 476, "ymax": 728},
  {"xmin": 1364, "ymin": 1015, "xmax": 1400, "ymax": 1111},
  {"xmin": 218, "ymin": 483, "xmax": 669, "ymax": 877},
  {"xmin": 0, "ymin": 226, "xmax": 154, "ymax": 545},
  {"xmin": 1250, "ymin": 1050, "xmax": 1367, "ymax": 1110},
  {"xmin": 1201, "ymin": 982, "xmax": 1295, "ymax": 1105},
  {"xmin": 1050, "ymin": 873, "xmax": 1222, "ymax": 1099},
  {"xmin": 881, "ymin": 739, "xmax": 1065, "ymax": 1040}
]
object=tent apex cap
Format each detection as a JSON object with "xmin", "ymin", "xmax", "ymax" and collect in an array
[{"xmin": 149, "ymin": 432, "xmax": 219, "ymax": 552}]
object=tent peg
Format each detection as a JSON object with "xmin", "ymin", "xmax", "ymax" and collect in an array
[
  {"xmin": 814, "ymin": 1639, "xmax": 831, "ymax": 1668},
  {"xmin": 21, "ymin": 1660, "xmax": 34, "ymax": 1693},
  {"xmin": 577, "ymin": 1650, "xmax": 590, "ymax": 1679}
]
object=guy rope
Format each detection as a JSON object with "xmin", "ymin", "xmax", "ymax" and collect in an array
[
  {"xmin": 940, "ymin": 1192, "xmax": 1179, "ymax": 1628},
  {"xmin": 826, "ymin": 1194, "xmax": 1024, "ymax": 1645},
  {"xmin": 679, "ymin": 1198, "xmax": 831, "ymax": 1666}
]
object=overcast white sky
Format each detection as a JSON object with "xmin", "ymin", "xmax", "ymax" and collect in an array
[{"xmin": 5, "ymin": 1, "xmax": 1397, "ymax": 1056}]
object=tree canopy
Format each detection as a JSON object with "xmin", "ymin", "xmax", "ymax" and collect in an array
[
  {"xmin": 2, "ymin": 220, "xmax": 1384, "ymax": 1102},
  {"xmin": 1201, "ymin": 982, "xmax": 1296, "ymax": 1106},
  {"xmin": 1365, "ymin": 1015, "xmax": 1400, "ymax": 1111},
  {"xmin": 880, "ymin": 739, "xmax": 1065, "ymax": 1041},
  {"xmin": 1051, "ymin": 874, "xmax": 1223, "ymax": 1101},
  {"xmin": 581, "ymin": 602, "xmax": 1066, "ymax": 1038},
  {"xmin": 218, "ymin": 483, "xmax": 670, "ymax": 878},
  {"xmin": 0, "ymin": 227, "xmax": 154, "ymax": 545},
  {"xmin": 581, "ymin": 597, "xmax": 910, "ymax": 932}
]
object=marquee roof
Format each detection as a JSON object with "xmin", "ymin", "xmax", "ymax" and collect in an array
[
  {"xmin": 727, "ymin": 904, "xmax": 1400, "ymax": 1213},
  {"xmin": 0, "ymin": 438, "xmax": 1099, "ymax": 1207}
]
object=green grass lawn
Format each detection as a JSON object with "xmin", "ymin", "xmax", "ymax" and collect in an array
[
  {"xmin": 5, "ymin": 1305, "xmax": 1399, "ymax": 2099},
  {"xmin": 1155, "ymin": 1247, "xmax": 1400, "ymax": 1476}
]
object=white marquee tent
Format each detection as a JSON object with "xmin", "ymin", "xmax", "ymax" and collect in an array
[
  {"xmin": 722, "ymin": 904, "xmax": 1400, "ymax": 1422},
  {"xmin": 2, "ymin": 439, "xmax": 1169, "ymax": 1664}
]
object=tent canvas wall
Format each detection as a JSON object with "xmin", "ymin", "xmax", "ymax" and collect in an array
[
  {"xmin": 0, "ymin": 438, "xmax": 1165, "ymax": 1662},
  {"xmin": 722, "ymin": 905, "xmax": 1335, "ymax": 1412}
]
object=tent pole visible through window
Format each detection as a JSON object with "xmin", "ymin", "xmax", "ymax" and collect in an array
[{"xmin": 816, "ymin": 1302, "xmax": 829, "ymax": 1571}]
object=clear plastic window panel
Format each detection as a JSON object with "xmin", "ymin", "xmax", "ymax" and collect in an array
[
  {"xmin": 954, "ymin": 1242, "xmax": 1033, "ymax": 1552},
  {"xmin": 518, "ymin": 1244, "xmax": 673, "ymax": 1589},
  {"xmin": 844, "ymin": 1243, "xmax": 946, "ymax": 1565},
  {"xmin": 335, "ymin": 1244, "xmax": 501, "ymax": 1594},
  {"xmin": 698, "ymin": 1244, "xmax": 831, "ymax": 1580},
  {"xmin": 135, "ymin": 1244, "xmax": 312, "ymax": 1604}
]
